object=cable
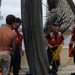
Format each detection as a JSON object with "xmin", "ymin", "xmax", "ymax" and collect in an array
[{"xmin": 42, "ymin": 2, "xmax": 48, "ymax": 8}]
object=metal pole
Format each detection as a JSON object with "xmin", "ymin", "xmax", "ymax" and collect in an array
[{"xmin": 21, "ymin": 0, "xmax": 49, "ymax": 75}]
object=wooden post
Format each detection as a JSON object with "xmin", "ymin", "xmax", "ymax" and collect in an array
[{"xmin": 21, "ymin": 0, "xmax": 49, "ymax": 75}]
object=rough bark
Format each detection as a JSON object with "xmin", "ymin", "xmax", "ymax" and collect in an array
[{"xmin": 21, "ymin": 0, "xmax": 50, "ymax": 75}]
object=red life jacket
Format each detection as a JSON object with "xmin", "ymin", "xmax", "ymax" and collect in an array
[
  {"xmin": 49, "ymin": 32, "xmax": 62, "ymax": 46},
  {"xmin": 16, "ymin": 31, "xmax": 22, "ymax": 46},
  {"xmin": 72, "ymin": 26, "xmax": 75, "ymax": 33}
]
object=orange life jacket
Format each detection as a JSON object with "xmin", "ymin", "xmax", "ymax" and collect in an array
[
  {"xmin": 49, "ymin": 32, "xmax": 62, "ymax": 46},
  {"xmin": 16, "ymin": 31, "xmax": 22, "ymax": 46}
]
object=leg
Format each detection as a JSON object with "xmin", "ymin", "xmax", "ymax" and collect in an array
[
  {"xmin": 73, "ymin": 46, "xmax": 75, "ymax": 64},
  {"xmin": 0, "ymin": 54, "xmax": 11, "ymax": 75},
  {"xmin": 47, "ymin": 48, "xmax": 53, "ymax": 65},
  {"xmin": 13, "ymin": 47, "xmax": 21, "ymax": 75},
  {"xmin": 52, "ymin": 60, "xmax": 60, "ymax": 72},
  {"xmin": 10, "ymin": 54, "xmax": 14, "ymax": 71}
]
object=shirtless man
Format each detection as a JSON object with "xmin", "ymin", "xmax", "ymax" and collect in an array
[{"xmin": 0, "ymin": 14, "xmax": 16, "ymax": 75}]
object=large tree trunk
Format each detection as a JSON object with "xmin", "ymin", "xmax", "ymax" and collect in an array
[
  {"xmin": 67, "ymin": 0, "xmax": 75, "ymax": 15},
  {"xmin": 21, "ymin": 0, "xmax": 49, "ymax": 75}
]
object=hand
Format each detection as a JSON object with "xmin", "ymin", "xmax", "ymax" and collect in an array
[
  {"xmin": 70, "ymin": 41, "xmax": 75, "ymax": 44},
  {"xmin": 49, "ymin": 45, "xmax": 53, "ymax": 48},
  {"xmin": 21, "ymin": 50, "xmax": 25, "ymax": 56},
  {"xmin": 10, "ymin": 51, "xmax": 14, "ymax": 55}
]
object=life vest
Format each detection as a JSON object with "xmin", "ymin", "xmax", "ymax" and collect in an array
[
  {"xmin": 49, "ymin": 32, "xmax": 62, "ymax": 46},
  {"xmin": 72, "ymin": 26, "xmax": 75, "ymax": 33},
  {"xmin": 16, "ymin": 30, "xmax": 22, "ymax": 46}
]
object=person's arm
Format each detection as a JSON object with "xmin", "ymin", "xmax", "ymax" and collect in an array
[
  {"xmin": 45, "ymin": 38, "xmax": 53, "ymax": 48},
  {"xmin": 45, "ymin": 33, "xmax": 53, "ymax": 48},
  {"xmin": 61, "ymin": 34, "xmax": 64, "ymax": 45},
  {"xmin": 12, "ymin": 37, "xmax": 16, "ymax": 52},
  {"xmin": 62, "ymin": 40, "xmax": 64, "ymax": 45},
  {"xmin": 11, "ymin": 33, "xmax": 17, "ymax": 52},
  {"xmin": 20, "ymin": 46, "xmax": 25, "ymax": 56},
  {"xmin": 70, "ymin": 34, "xmax": 75, "ymax": 44}
]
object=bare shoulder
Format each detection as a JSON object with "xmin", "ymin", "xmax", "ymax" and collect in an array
[
  {"xmin": 11, "ymin": 31, "xmax": 17, "ymax": 39},
  {"xmin": 12, "ymin": 30, "xmax": 17, "ymax": 36}
]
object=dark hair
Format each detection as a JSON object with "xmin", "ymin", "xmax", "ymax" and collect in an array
[
  {"xmin": 15, "ymin": 18, "xmax": 22, "ymax": 23},
  {"xmin": 6, "ymin": 14, "xmax": 16, "ymax": 25}
]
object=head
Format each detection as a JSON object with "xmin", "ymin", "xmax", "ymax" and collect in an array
[
  {"xmin": 52, "ymin": 23, "xmax": 60, "ymax": 32},
  {"xmin": 13, "ymin": 18, "xmax": 22, "ymax": 29},
  {"xmin": 47, "ymin": 27, "xmax": 53, "ymax": 33},
  {"xmin": 6, "ymin": 14, "xmax": 16, "ymax": 25}
]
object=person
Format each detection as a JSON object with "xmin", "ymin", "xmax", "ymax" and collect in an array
[
  {"xmin": 45, "ymin": 23, "xmax": 64, "ymax": 72},
  {"xmin": 69, "ymin": 18, "xmax": 75, "ymax": 64},
  {"xmin": 10, "ymin": 17, "xmax": 24, "ymax": 75},
  {"xmin": 47, "ymin": 27, "xmax": 53, "ymax": 33},
  {"xmin": 0, "ymin": 14, "xmax": 16, "ymax": 75}
]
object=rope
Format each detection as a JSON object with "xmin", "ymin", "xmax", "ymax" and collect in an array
[
  {"xmin": 49, "ymin": 44, "xmax": 74, "ymax": 75},
  {"xmin": 52, "ymin": 44, "xmax": 63, "ymax": 61},
  {"xmin": 60, "ymin": 44, "xmax": 73, "ymax": 65},
  {"xmin": 49, "ymin": 44, "xmax": 63, "ymax": 65},
  {"xmin": 50, "ymin": 44, "xmax": 64, "ymax": 75},
  {"xmin": 50, "ymin": 44, "xmax": 72, "ymax": 65}
]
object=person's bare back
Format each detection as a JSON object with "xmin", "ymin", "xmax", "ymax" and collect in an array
[{"xmin": 0, "ymin": 25, "xmax": 16, "ymax": 51}]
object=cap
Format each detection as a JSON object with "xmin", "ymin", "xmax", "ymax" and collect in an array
[
  {"xmin": 15, "ymin": 18, "xmax": 22, "ymax": 23},
  {"xmin": 53, "ymin": 22, "xmax": 59, "ymax": 26}
]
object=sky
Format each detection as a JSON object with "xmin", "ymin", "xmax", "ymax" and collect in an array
[
  {"xmin": 73, "ymin": 0, "xmax": 75, "ymax": 3},
  {"xmin": 0, "ymin": 0, "xmax": 75, "ymax": 24},
  {"xmin": 0, "ymin": 0, "xmax": 46, "ymax": 24},
  {"xmin": 1, "ymin": 0, "xmax": 21, "ymax": 24}
]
